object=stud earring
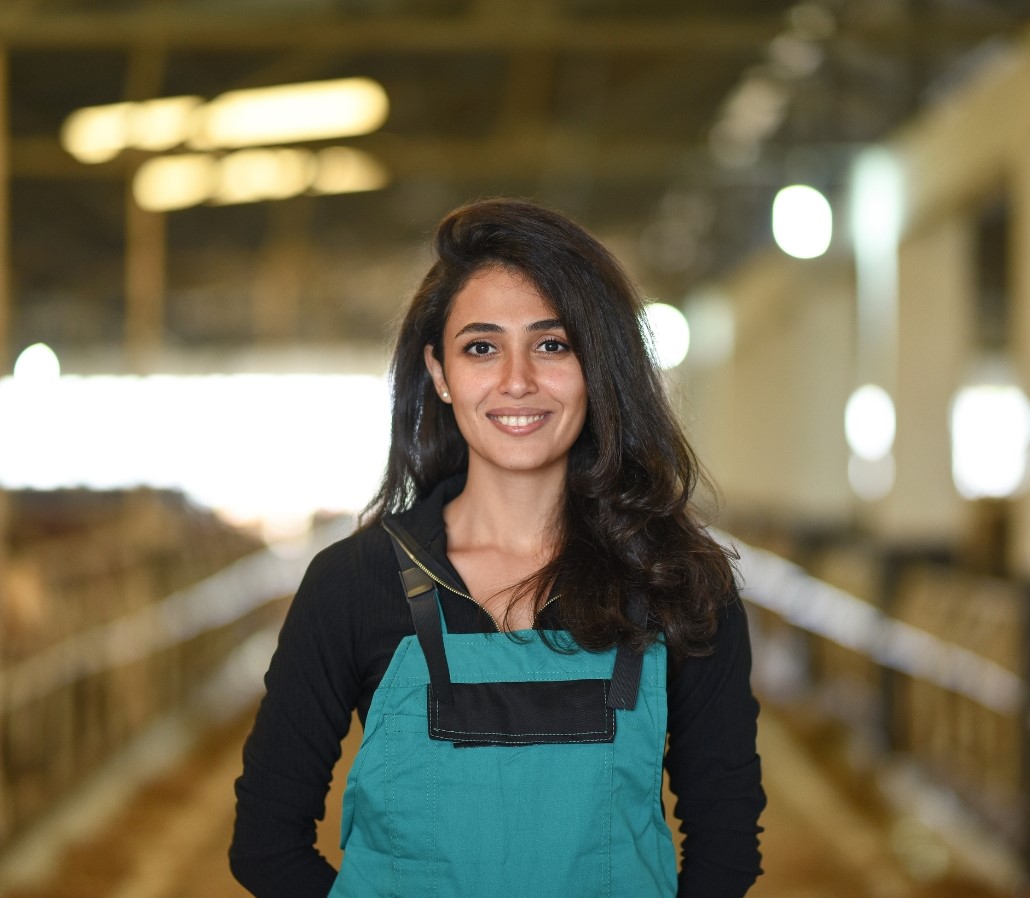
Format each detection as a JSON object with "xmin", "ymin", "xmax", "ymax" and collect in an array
[{"xmin": 441, "ymin": 390, "xmax": 449, "ymax": 399}]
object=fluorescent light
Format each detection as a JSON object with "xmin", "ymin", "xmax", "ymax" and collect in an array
[
  {"xmin": 61, "ymin": 102, "xmax": 134, "ymax": 163},
  {"xmin": 61, "ymin": 96, "xmax": 202, "ymax": 164},
  {"xmin": 127, "ymin": 96, "xmax": 203, "ymax": 152},
  {"xmin": 60, "ymin": 78, "xmax": 387, "ymax": 164},
  {"xmin": 133, "ymin": 154, "xmax": 218, "ymax": 212},
  {"xmin": 189, "ymin": 77, "xmax": 389, "ymax": 150},
  {"xmin": 312, "ymin": 147, "xmax": 390, "ymax": 194},
  {"xmin": 131, "ymin": 146, "xmax": 389, "ymax": 211},
  {"xmin": 211, "ymin": 148, "xmax": 315, "ymax": 205}
]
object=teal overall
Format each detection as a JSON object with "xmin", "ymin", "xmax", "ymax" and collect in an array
[{"xmin": 329, "ymin": 519, "xmax": 677, "ymax": 897}]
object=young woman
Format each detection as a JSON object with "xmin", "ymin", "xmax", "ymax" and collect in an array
[{"xmin": 230, "ymin": 198, "xmax": 765, "ymax": 897}]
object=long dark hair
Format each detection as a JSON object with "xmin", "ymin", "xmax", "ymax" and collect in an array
[{"xmin": 363, "ymin": 198, "xmax": 736, "ymax": 662}]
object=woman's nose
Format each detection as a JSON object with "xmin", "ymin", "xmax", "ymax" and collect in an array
[{"xmin": 501, "ymin": 350, "xmax": 535, "ymax": 396}]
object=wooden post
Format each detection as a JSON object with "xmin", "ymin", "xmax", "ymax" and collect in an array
[
  {"xmin": 124, "ymin": 184, "xmax": 166, "ymax": 373},
  {"xmin": 0, "ymin": 42, "xmax": 12, "ymax": 844},
  {"xmin": 0, "ymin": 45, "xmax": 10, "ymax": 371},
  {"xmin": 251, "ymin": 197, "xmax": 312, "ymax": 342},
  {"xmin": 1011, "ymin": 121, "xmax": 1030, "ymax": 881}
]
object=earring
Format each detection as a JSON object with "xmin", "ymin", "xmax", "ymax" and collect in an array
[{"xmin": 441, "ymin": 390, "xmax": 449, "ymax": 400}]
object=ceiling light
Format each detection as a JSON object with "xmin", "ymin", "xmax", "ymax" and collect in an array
[
  {"xmin": 133, "ymin": 154, "xmax": 218, "ymax": 212},
  {"xmin": 189, "ymin": 77, "xmax": 389, "ymax": 150},
  {"xmin": 772, "ymin": 184, "xmax": 832, "ymax": 258},
  {"xmin": 61, "ymin": 96, "xmax": 202, "ymax": 163},
  {"xmin": 845, "ymin": 384, "xmax": 896, "ymax": 461},
  {"xmin": 643, "ymin": 302, "xmax": 691, "ymax": 370},
  {"xmin": 212, "ymin": 148, "xmax": 315, "ymax": 205},
  {"xmin": 61, "ymin": 78, "xmax": 387, "ymax": 163},
  {"xmin": 951, "ymin": 382, "xmax": 1030, "ymax": 499},
  {"xmin": 13, "ymin": 343, "xmax": 61, "ymax": 382},
  {"xmin": 61, "ymin": 102, "xmax": 134, "ymax": 163},
  {"xmin": 127, "ymin": 96, "xmax": 203, "ymax": 152},
  {"xmin": 312, "ymin": 147, "xmax": 390, "ymax": 194}
]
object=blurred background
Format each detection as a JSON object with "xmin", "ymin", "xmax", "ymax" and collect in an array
[{"xmin": 1, "ymin": 1, "xmax": 1030, "ymax": 896}]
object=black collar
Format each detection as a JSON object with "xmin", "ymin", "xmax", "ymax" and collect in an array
[{"xmin": 389, "ymin": 472, "xmax": 468, "ymax": 592}]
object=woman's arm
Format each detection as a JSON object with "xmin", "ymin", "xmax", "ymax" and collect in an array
[
  {"xmin": 229, "ymin": 544, "xmax": 364, "ymax": 898},
  {"xmin": 664, "ymin": 595, "xmax": 766, "ymax": 898}
]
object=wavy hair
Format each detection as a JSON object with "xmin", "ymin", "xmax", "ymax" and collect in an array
[{"xmin": 363, "ymin": 198, "xmax": 736, "ymax": 662}]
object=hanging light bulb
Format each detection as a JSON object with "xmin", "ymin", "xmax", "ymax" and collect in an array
[{"xmin": 772, "ymin": 184, "xmax": 832, "ymax": 259}]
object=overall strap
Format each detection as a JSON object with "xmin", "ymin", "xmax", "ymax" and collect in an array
[
  {"xmin": 606, "ymin": 592, "xmax": 647, "ymax": 711},
  {"xmin": 382, "ymin": 516, "xmax": 646, "ymax": 711},
  {"xmin": 384, "ymin": 520, "xmax": 454, "ymax": 705}
]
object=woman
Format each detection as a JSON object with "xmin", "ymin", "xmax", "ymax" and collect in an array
[{"xmin": 230, "ymin": 198, "xmax": 765, "ymax": 897}]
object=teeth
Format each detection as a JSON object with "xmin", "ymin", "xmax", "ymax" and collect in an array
[{"xmin": 495, "ymin": 414, "xmax": 544, "ymax": 427}]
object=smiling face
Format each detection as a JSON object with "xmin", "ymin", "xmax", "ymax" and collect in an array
[{"xmin": 424, "ymin": 266, "xmax": 588, "ymax": 480}]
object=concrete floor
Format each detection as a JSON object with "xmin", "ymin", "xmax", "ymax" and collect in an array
[{"xmin": 0, "ymin": 703, "xmax": 1022, "ymax": 898}]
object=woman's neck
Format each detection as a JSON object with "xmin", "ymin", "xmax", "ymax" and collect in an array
[{"xmin": 443, "ymin": 462, "xmax": 564, "ymax": 558}]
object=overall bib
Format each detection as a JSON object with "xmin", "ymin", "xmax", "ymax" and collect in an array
[{"xmin": 329, "ymin": 520, "xmax": 677, "ymax": 898}]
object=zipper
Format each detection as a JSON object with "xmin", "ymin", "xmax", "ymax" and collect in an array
[
  {"xmin": 390, "ymin": 533, "xmax": 503, "ymax": 633},
  {"xmin": 389, "ymin": 528, "xmax": 562, "ymax": 632},
  {"xmin": 537, "ymin": 593, "xmax": 561, "ymax": 621}
]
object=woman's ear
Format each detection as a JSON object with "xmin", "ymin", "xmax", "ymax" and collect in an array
[{"xmin": 424, "ymin": 345, "xmax": 451, "ymax": 403}]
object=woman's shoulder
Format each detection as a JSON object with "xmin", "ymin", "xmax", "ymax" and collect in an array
[
  {"xmin": 284, "ymin": 522, "xmax": 400, "ymax": 625},
  {"xmin": 302, "ymin": 521, "xmax": 396, "ymax": 589},
  {"xmin": 668, "ymin": 590, "xmax": 752, "ymax": 683},
  {"xmin": 702, "ymin": 589, "xmax": 750, "ymax": 656}
]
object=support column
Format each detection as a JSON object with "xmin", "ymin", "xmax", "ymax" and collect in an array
[
  {"xmin": 123, "ymin": 41, "xmax": 168, "ymax": 373},
  {"xmin": 875, "ymin": 216, "xmax": 973, "ymax": 547},
  {"xmin": 710, "ymin": 254, "xmax": 852, "ymax": 524},
  {"xmin": 0, "ymin": 46, "xmax": 9, "ymax": 372},
  {"xmin": 851, "ymin": 149, "xmax": 902, "ymax": 399},
  {"xmin": 0, "ymin": 43, "xmax": 8, "ymax": 368},
  {"xmin": 0, "ymin": 42, "xmax": 11, "ymax": 843},
  {"xmin": 1010, "ymin": 143, "xmax": 1030, "ymax": 578},
  {"xmin": 251, "ymin": 197, "xmax": 312, "ymax": 342},
  {"xmin": 124, "ymin": 186, "xmax": 166, "ymax": 372},
  {"xmin": 1014, "ymin": 136, "xmax": 1030, "ymax": 895}
]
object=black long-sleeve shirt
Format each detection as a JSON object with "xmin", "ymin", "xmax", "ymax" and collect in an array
[{"xmin": 230, "ymin": 476, "xmax": 765, "ymax": 896}]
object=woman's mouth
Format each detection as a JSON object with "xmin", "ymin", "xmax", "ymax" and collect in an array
[{"xmin": 492, "ymin": 413, "xmax": 546, "ymax": 427}]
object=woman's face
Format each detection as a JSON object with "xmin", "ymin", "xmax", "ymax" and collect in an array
[{"xmin": 424, "ymin": 267, "xmax": 587, "ymax": 479}]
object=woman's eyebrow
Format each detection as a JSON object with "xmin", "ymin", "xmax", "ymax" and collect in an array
[
  {"xmin": 454, "ymin": 322, "xmax": 502, "ymax": 338},
  {"xmin": 527, "ymin": 318, "xmax": 564, "ymax": 333},
  {"xmin": 454, "ymin": 319, "xmax": 565, "ymax": 338}
]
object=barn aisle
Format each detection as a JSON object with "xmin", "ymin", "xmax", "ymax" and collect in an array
[{"xmin": 0, "ymin": 699, "xmax": 1015, "ymax": 898}]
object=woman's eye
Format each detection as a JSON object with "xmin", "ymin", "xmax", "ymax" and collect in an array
[
  {"xmin": 540, "ymin": 339, "xmax": 568, "ymax": 353},
  {"xmin": 464, "ymin": 341, "xmax": 495, "ymax": 356}
]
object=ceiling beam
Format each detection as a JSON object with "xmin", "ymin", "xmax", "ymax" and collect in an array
[
  {"xmin": 9, "ymin": 133, "xmax": 859, "ymax": 186},
  {"xmin": 0, "ymin": 8, "xmax": 1014, "ymax": 53},
  {"xmin": 0, "ymin": 10, "xmax": 785, "ymax": 53},
  {"xmin": 9, "ymin": 133, "xmax": 693, "ymax": 181}
]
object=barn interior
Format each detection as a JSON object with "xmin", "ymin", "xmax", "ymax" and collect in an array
[{"xmin": 2, "ymin": 1, "xmax": 1030, "ymax": 896}]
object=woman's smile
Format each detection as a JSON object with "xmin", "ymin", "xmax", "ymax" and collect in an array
[{"xmin": 487, "ymin": 408, "xmax": 549, "ymax": 432}]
